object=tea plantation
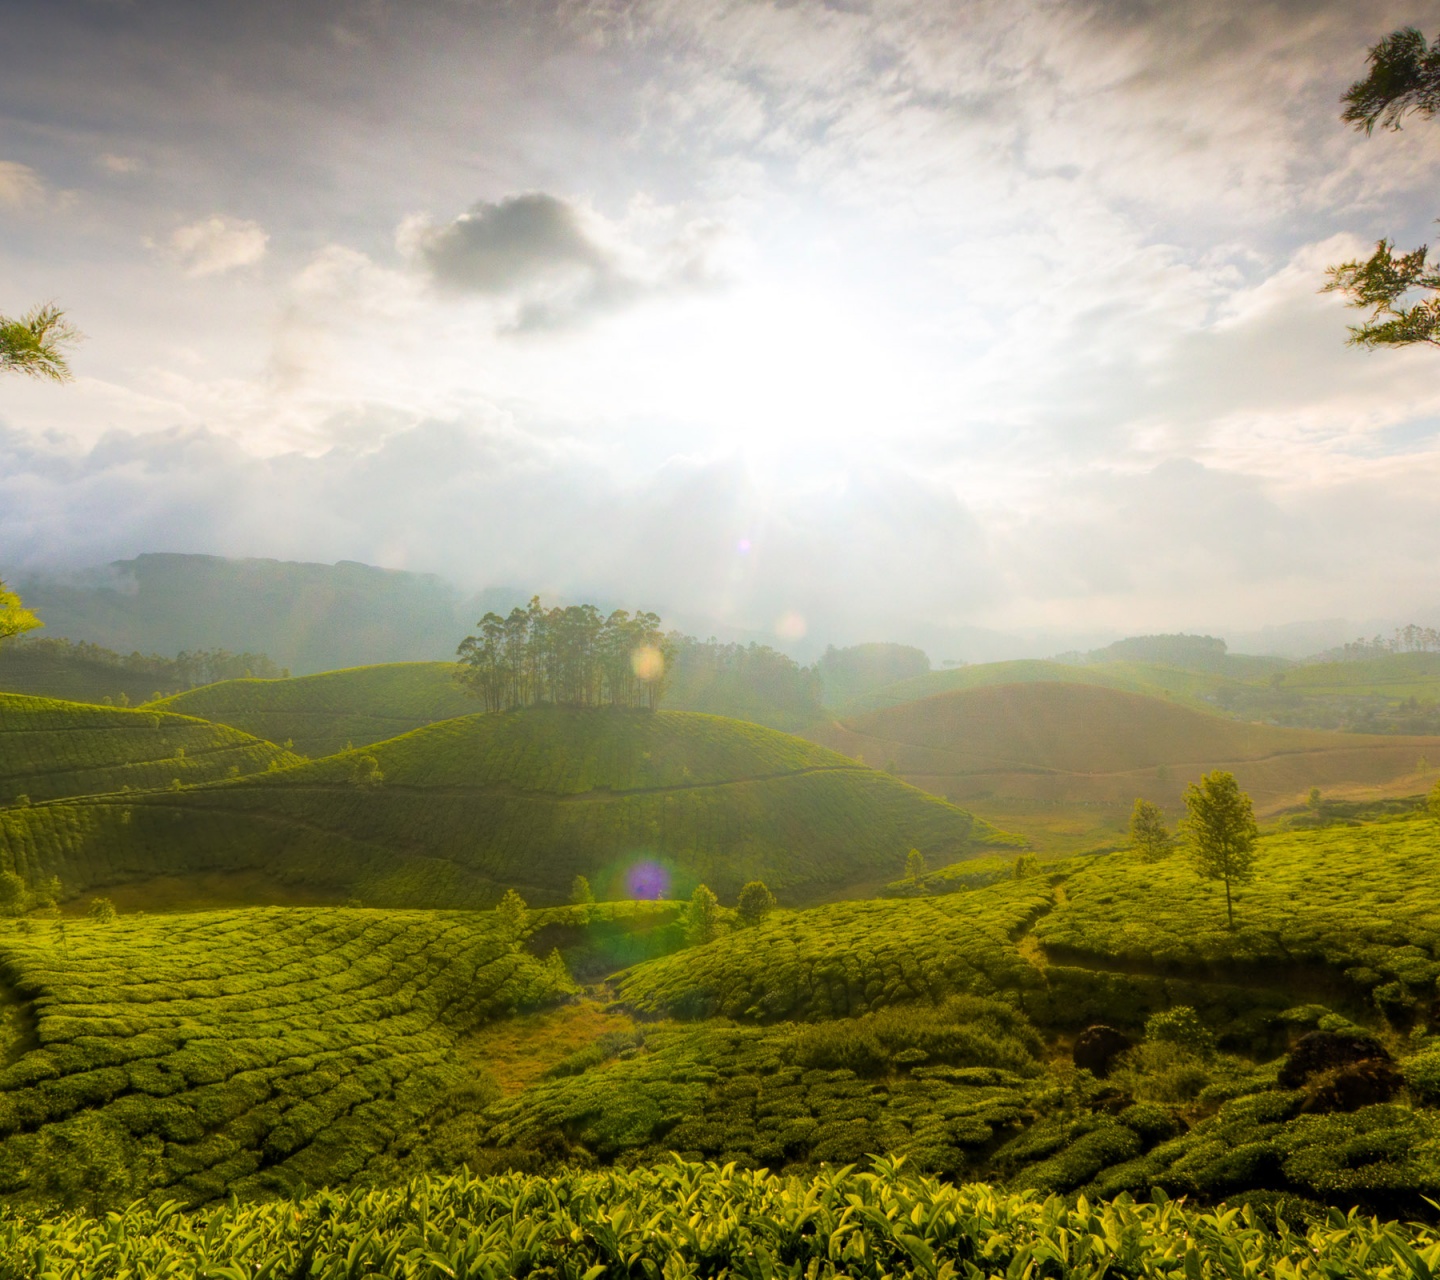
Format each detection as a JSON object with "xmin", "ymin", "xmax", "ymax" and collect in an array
[
  {"xmin": 0, "ymin": 694, "xmax": 299, "ymax": 803},
  {"xmin": 0, "ymin": 907, "xmax": 573, "ymax": 1209},
  {"xmin": 0, "ymin": 707, "xmax": 1017, "ymax": 906},
  {"xmin": 150, "ymin": 661, "xmax": 475, "ymax": 756}
]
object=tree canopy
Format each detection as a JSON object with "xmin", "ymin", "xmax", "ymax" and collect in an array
[
  {"xmin": 0, "ymin": 580, "xmax": 41, "ymax": 645},
  {"xmin": 456, "ymin": 597, "xmax": 674, "ymax": 712},
  {"xmin": 0, "ymin": 304, "xmax": 78, "ymax": 381},
  {"xmin": 1181, "ymin": 770, "xmax": 1259, "ymax": 929},
  {"xmin": 1326, "ymin": 28, "xmax": 1440, "ymax": 349}
]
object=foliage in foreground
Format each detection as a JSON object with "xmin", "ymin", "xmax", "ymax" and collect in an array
[{"xmin": 3, "ymin": 1159, "xmax": 1440, "ymax": 1280}]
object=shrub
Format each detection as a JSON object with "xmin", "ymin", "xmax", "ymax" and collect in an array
[
  {"xmin": 0, "ymin": 872, "xmax": 25, "ymax": 917},
  {"xmin": 1404, "ymin": 1046, "xmax": 1440, "ymax": 1105},
  {"xmin": 496, "ymin": 889, "xmax": 528, "ymax": 944},
  {"xmin": 686, "ymin": 885, "xmax": 720, "ymax": 945},
  {"xmin": 1145, "ymin": 1005, "xmax": 1215, "ymax": 1056},
  {"xmin": 85, "ymin": 897, "xmax": 117, "ymax": 923},
  {"xmin": 736, "ymin": 880, "xmax": 776, "ymax": 924}
]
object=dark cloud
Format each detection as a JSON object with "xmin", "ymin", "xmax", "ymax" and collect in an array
[{"xmin": 414, "ymin": 193, "xmax": 611, "ymax": 294}]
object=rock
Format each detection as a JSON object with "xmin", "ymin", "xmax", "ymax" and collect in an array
[
  {"xmin": 1302, "ymin": 1058, "xmax": 1403, "ymax": 1113},
  {"xmin": 1278, "ymin": 1030, "xmax": 1390, "ymax": 1088},
  {"xmin": 1072, "ymin": 1025, "xmax": 1133, "ymax": 1078}
]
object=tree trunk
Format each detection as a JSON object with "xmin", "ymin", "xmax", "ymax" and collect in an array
[{"xmin": 1224, "ymin": 877, "xmax": 1234, "ymax": 929}]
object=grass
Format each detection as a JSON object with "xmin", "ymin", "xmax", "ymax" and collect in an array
[
  {"xmin": 148, "ymin": 661, "xmax": 475, "ymax": 756},
  {"xmin": 0, "ymin": 708, "xmax": 1020, "ymax": 908},
  {"xmin": 9, "ymin": 1160, "xmax": 1440, "ymax": 1279},
  {"xmin": 809, "ymin": 681, "xmax": 1440, "ymax": 851},
  {"xmin": 0, "ymin": 693, "xmax": 299, "ymax": 804}
]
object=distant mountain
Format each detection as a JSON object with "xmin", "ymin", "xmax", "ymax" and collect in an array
[{"xmin": 18, "ymin": 554, "xmax": 527, "ymax": 676}]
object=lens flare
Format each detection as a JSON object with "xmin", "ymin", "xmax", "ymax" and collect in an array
[
  {"xmin": 775, "ymin": 610, "xmax": 807, "ymax": 640},
  {"xmin": 626, "ymin": 861, "xmax": 669, "ymax": 900},
  {"xmin": 631, "ymin": 645, "xmax": 664, "ymax": 681}
]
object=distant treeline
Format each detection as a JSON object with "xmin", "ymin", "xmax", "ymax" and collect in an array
[
  {"xmin": 0, "ymin": 637, "xmax": 285, "ymax": 704},
  {"xmin": 1311, "ymin": 625, "xmax": 1440, "ymax": 663},
  {"xmin": 457, "ymin": 602, "xmax": 932, "ymax": 726},
  {"xmin": 456, "ymin": 600, "xmax": 672, "ymax": 711}
]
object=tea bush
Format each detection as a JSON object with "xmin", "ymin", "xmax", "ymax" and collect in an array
[
  {"xmin": 3, "ymin": 1159, "xmax": 1439, "ymax": 1279},
  {"xmin": 0, "ymin": 908, "xmax": 571, "ymax": 1209}
]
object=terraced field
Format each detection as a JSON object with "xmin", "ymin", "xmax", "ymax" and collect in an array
[
  {"xmin": 0, "ymin": 907, "xmax": 571, "ymax": 1208},
  {"xmin": 0, "ymin": 708, "xmax": 1018, "ymax": 907},
  {"xmin": 0, "ymin": 694, "xmax": 299, "ymax": 804},
  {"xmin": 150, "ymin": 662, "xmax": 475, "ymax": 756}
]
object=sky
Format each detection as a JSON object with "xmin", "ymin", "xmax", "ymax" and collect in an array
[{"xmin": 4, "ymin": 0, "xmax": 1440, "ymax": 657}]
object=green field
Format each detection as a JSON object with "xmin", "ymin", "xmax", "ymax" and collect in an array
[
  {"xmin": 0, "ymin": 693, "xmax": 299, "ymax": 804},
  {"xmin": 0, "ymin": 707, "xmax": 1017, "ymax": 907},
  {"xmin": 150, "ymin": 661, "xmax": 476, "ymax": 756}
]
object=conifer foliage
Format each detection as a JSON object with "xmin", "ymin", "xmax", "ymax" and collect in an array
[{"xmin": 456, "ymin": 598, "xmax": 675, "ymax": 712}]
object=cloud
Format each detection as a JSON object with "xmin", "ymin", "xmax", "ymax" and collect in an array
[
  {"xmin": 167, "ymin": 216, "xmax": 269, "ymax": 277},
  {"xmin": 98, "ymin": 153, "xmax": 141, "ymax": 175},
  {"xmin": 402, "ymin": 192, "xmax": 728, "ymax": 331},
  {"xmin": 0, "ymin": 161, "xmax": 44, "ymax": 208}
]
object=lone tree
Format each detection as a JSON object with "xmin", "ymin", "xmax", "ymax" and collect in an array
[
  {"xmin": 569, "ymin": 874, "xmax": 595, "ymax": 905},
  {"xmin": 0, "ymin": 304, "xmax": 78, "ymax": 381},
  {"xmin": 1325, "ymin": 28, "xmax": 1440, "ymax": 348},
  {"xmin": 904, "ymin": 848, "xmax": 927, "ymax": 883},
  {"xmin": 495, "ymin": 888, "xmax": 528, "ymax": 946},
  {"xmin": 736, "ymin": 880, "xmax": 777, "ymax": 925},
  {"xmin": 685, "ymin": 884, "xmax": 720, "ymax": 946},
  {"xmin": 1129, "ymin": 798, "xmax": 1172, "ymax": 862},
  {"xmin": 1181, "ymin": 770, "xmax": 1259, "ymax": 929}
]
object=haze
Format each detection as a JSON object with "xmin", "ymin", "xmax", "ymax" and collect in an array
[{"xmin": 4, "ymin": 0, "xmax": 1440, "ymax": 655}]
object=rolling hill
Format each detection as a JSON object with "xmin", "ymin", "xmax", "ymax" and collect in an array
[
  {"xmin": 0, "ymin": 708, "xmax": 1018, "ymax": 909},
  {"xmin": 149, "ymin": 662, "xmax": 476, "ymax": 756},
  {"xmin": 0, "ymin": 694, "xmax": 300, "ymax": 804},
  {"xmin": 809, "ymin": 681, "xmax": 1440, "ymax": 850},
  {"xmin": 833, "ymin": 658, "xmax": 1248, "ymax": 715}
]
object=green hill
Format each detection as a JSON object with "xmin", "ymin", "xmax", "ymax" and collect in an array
[
  {"xmin": 0, "ymin": 708, "xmax": 1017, "ymax": 908},
  {"xmin": 810, "ymin": 681, "xmax": 1440, "ymax": 851},
  {"xmin": 0, "ymin": 694, "xmax": 300, "ymax": 804},
  {"xmin": 0, "ymin": 814, "xmax": 1439, "ymax": 1217},
  {"xmin": 150, "ymin": 662, "xmax": 476, "ymax": 756},
  {"xmin": 836, "ymin": 658, "xmax": 1246, "ymax": 715}
]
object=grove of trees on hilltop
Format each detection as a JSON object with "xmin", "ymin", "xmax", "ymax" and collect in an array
[{"xmin": 456, "ymin": 598, "xmax": 673, "ymax": 711}]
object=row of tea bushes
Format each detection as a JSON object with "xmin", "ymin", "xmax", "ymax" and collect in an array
[
  {"xmin": 2, "ymin": 1159, "xmax": 1439, "ymax": 1279},
  {"xmin": 0, "ymin": 908, "xmax": 569, "ymax": 1210},
  {"xmin": 0, "ymin": 694, "xmax": 297, "ymax": 804}
]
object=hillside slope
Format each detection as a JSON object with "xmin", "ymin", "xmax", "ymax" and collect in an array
[
  {"xmin": 836, "ymin": 658, "xmax": 1245, "ymax": 715},
  {"xmin": 0, "ymin": 694, "xmax": 300, "ymax": 804},
  {"xmin": 0, "ymin": 708, "xmax": 1018, "ymax": 908},
  {"xmin": 150, "ymin": 662, "xmax": 475, "ymax": 756},
  {"xmin": 811, "ymin": 681, "xmax": 1440, "ymax": 816}
]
